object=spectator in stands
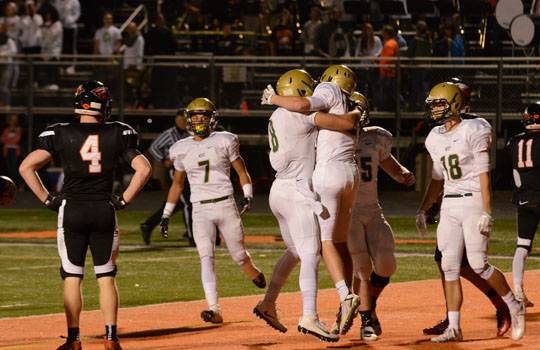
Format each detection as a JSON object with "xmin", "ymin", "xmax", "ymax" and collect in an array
[
  {"xmin": 377, "ymin": 24, "xmax": 399, "ymax": 111},
  {"xmin": 435, "ymin": 23, "xmax": 464, "ymax": 64},
  {"xmin": 242, "ymin": 0, "xmax": 262, "ymax": 55},
  {"xmin": 183, "ymin": 0, "xmax": 203, "ymax": 51},
  {"xmin": 123, "ymin": 22, "xmax": 144, "ymax": 109},
  {"xmin": 93, "ymin": 12, "xmax": 121, "ymax": 56},
  {"xmin": 393, "ymin": 24, "xmax": 407, "ymax": 52},
  {"xmin": 145, "ymin": 13, "xmax": 178, "ymax": 108},
  {"xmin": 54, "ymin": 0, "xmax": 79, "ymax": 74},
  {"xmin": 406, "ymin": 20, "xmax": 432, "ymax": 112},
  {"xmin": 300, "ymin": 6, "xmax": 324, "ymax": 56},
  {"xmin": 325, "ymin": 7, "xmax": 350, "ymax": 58},
  {"xmin": 40, "ymin": 5, "xmax": 62, "ymax": 90},
  {"xmin": 269, "ymin": 8, "xmax": 297, "ymax": 56},
  {"xmin": 20, "ymin": 0, "xmax": 43, "ymax": 54},
  {"xmin": 1, "ymin": 114, "xmax": 22, "ymax": 185},
  {"xmin": 0, "ymin": 23, "xmax": 17, "ymax": 107},
  {"xmin": 215, "ymin": 22, "xmax": 238, "ymax": 56},
  {"xmin": 2, "ymin": 2, "xmax": 21, "ymax": 89},
  {"xmin": 355, "ymin": 22, "xmax": 382, "ymax": 103}
]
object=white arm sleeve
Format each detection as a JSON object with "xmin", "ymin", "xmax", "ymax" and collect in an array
[
  {"xmin": 227, "ymin": 135, "xmax": 241, "ymax": 162},
  {"xmin": 469, "ymin": 122, "xmax": 492, "ymax": 175},
  {"xmin": 306, "ymin": 83, "xmax": 336, "ymax": 111},
  {"xmin": 170, "ymin": 145, "xmax": 185, "ymax": 172}
]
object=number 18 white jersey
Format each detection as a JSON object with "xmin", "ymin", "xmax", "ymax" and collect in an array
[
  {"xmin": 268, "ymin": 107, "xmax": 318, "ymax": 180},
  {"xmin": 170, "ymin": 131, "xmax": 240, "ymax": 203},
  {"xmin": 425, "ymin": 118, "xmax": 492, "ymax": 194}
]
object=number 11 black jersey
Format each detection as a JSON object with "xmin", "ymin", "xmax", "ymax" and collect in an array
[{"xmin": 507, "ymin": 131, "xmax": 540, "ymax": 205}]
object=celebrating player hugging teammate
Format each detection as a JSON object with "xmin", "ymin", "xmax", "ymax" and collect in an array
[
  {"xmin": 159, "ymin": 97, "xmax": 266, "ymax": 324},
  {"xmin": 416, "ymin": 82, "xmax": 526, "ymax": 343},
  {"xmin": 254, "ymin": 69, "xmax": 362, "ymax": 342},
  {"xmin": 261, "ymin": 64, "xmax": 362, "ymax": 337}
]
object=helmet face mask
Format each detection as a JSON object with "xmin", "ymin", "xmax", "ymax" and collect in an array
[
  {"xmin": 320, "ymin": 65, "xmax": 357, "ymax": 95},
  {"xmin": 185, "ymin": 97, "xmax": 218, "ymax": 138},
  {"xmin": 73, "ymin": 81, "xmax": 112, "ymax": 121},
  {"xmin": 425, "ymin": 83, "xmax": 463, "ymax": 126},
  {"xmin": 350, "ymin": 91, "xmax": 370, "ymax": 127},
  {"xmin": 522, "ymin": 102, "xmax": 540, "ymax": 130},
  {"xmin": 276, "ymin": 69, "xmax": 315, "ymax": 97}
]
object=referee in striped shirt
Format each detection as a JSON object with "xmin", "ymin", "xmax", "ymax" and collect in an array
[{"xmin": 140, "ymin": 109, "xmax": 194, "ymax": 245}]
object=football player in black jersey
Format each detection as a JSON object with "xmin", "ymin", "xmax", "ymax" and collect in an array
[
  {"xmin": 508, "ymin": 102, "xmax": 540, "ymax": 309},
  {"xmin": 19, "ymin": 81, "xmax": 152, "ymax": 350},
  {"xmin": 421, "ymin": 79, "xmax": 511, "ymax": 337}
]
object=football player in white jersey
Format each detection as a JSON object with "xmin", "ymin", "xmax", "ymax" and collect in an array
[
  {"xmin": 423, "ymin": 79, "xmax": 511, "ymax": 338},
  {"xmin": 415, "ymin": 82, "xmax": 526, "ymax": 342},
  {"xmin": 160, "ymin": 97, "xmax": 265, "ymax": 324},
  {"xmin": 262, "ymin": 64, "xmax": 360, "ymax": 335},
  {"xmin": 254, "ymin": 69, "xmax": 362, "ymax": 342},
  {"xmin": 345, "ymin": 92, "xmax": 415, "ymax": 341}
]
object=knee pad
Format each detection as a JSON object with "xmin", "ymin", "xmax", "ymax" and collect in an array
[
  {"xmin": 517, "ymin": 238, "xmax": 533, "ymax": 253},
  {"xmin": 230, "ymin": 248, "xmax": 250, "ymax": 266},
  {"xmin": 60, "ymin": 266, "xmax": 84, "ymax": 280},
  {"xmin": 96, "ymin": 266, "xmax": 117, "ymax": 279},
  {"xmin": 472, "ymin": 264, "xmax": 494, "ymax": 280},
  {"xmin": 441, "ymin": 256, "xmax": 460, "ymax": 281},
  {"xmin": 370, "ymin": 271, "xmax": 390, "ymax": 289}
]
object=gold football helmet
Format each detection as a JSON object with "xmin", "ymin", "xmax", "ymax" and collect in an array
[
  {"xmin": 276, "ymin": 69, "xmax": 315, "ymax": 97},
  {"xmin": 184, "ymin": 97, "xmax": 218, "ymax": 137},
  {"xmin": 425, "ymin": 82, "xmax": 464, "ymax": 126},
  {"xmin": 320, "ymin": 65, "xmax": 357, "ymax": 95},
  {"xmin": 350, "ymin": 91, "xmax": 370, "ymax": 127}
]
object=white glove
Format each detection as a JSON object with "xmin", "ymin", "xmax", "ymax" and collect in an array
[
  {"xmin": 261, "ymin": 84, "xmax": 276, "ymax": 105},
  {"xmin": 478, "ymin": 211, "xmax": 493, "ymax": 235},
  {"xmin": 416, "ymin": 210, "xmax": 427, "ymax": 236}
]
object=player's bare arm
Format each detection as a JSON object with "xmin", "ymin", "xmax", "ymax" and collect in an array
[
  {"xmin": 314, "ymin": 109, "xmax": 360, "ymax": 131},
  {"xmin": 380, "ymin": 154, "xmax": 415, "ymax": 187},
  {"xmin": 166, "ymin": 170, "xmax": 187, "ymax": 205},
  {"xmin": 232, "ymin": 157, "xmax": 252, "ymax": 188},
  {"xmin": 19, "ymin": 149, "xmax": 53, "ymax": 202},
  {"xmin": 122, "ymin": 155, "xmax": 152, "ymax": 203}
]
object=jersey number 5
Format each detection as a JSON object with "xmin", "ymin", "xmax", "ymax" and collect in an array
[
  {"xmin": 359, "ymin": 157, "xmax": 373, "ymax": 182},
  {"xmin": 517, "ymin": 139, "xmax": 534, "ymax": 168},
  {"xmin": 80, "ymin": 135, "xmax": 101, "ymax": 173}
]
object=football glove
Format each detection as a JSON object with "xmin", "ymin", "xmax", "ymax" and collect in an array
[
  {"xmin": 239, "ymin": 195, "xmax": 252, "ymax": 216},
  {"xmin": 43, "ymin": 194, "xmax": 62, "ymax": 212},
  {"xmin": 160, "ymin": 217, "xmax": 169, "ymax": 238},
  {"xmin": 111, "ymin": 194, "xmax": 128, "ymax": 210},
  {"xmin": 261, "ymin": 84, "xmax": 276, "ymax": 105},
  {"xmin": 478, "ymin": 211, "xmax": 493, "ymax": 235},
  {"xmin": 416, "ymin": 210, "xmax": 428, "ymax": 236}
]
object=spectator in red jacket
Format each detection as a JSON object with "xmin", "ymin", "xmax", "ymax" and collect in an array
[{"xmin": 1, "ymin": 114, "xmax": 22, "ymax": 185}]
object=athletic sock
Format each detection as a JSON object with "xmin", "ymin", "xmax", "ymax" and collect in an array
[
  {"xmin": 501, "ymin": 291, "xmax": 521, "ymax": 311},
  {"xmin": 105, "ymin": 325, "xmax": 118, "ymax": 341},
  {"xmin": 335, "ymin": 280, "xmax": 350, "ymax": 302},
  {"xmin": 447, "ymin": 311, "xmax": 460, "ymax": 330},
  {"xmin": 513, "ymin": 247, "xmax": 528, "ymax": 290},
  {"xmin": 67, "ymin": 327, "xmax": 80, "ymax": 342},
  {"xmin": 485, "ymin": 288, "xmax": 507, "ymax": 310},
  {"xmin": 371, "ymin": 295, "xmax": 379, "ymax": 311},
  {"xmin": 359, "ymin": 310, "xmax": 372, "ymax": 325}
]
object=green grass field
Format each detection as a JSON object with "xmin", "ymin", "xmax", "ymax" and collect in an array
[{"xmin": 0, "ymin": 209, "xmax": 537, "ymax": 319}]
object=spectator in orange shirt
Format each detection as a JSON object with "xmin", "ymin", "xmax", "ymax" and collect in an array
[{"xmin": 377, "ymin": 25, "xmax": 399, "ymax": 111}]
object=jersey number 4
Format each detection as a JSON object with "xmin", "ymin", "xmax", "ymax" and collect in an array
[
  {"xmin": 517, "ymin": 139, "xmax": 534, "ymax": 168},
  {"xmin": 80, "ymin": 135, "xmax": 101, "ymax": 173}
]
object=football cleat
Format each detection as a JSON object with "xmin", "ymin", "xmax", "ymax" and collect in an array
[
  {"xmin": 253, "ymin": 300, "xmax": 287, "ymax": 333},
  {"xmin": 423, "ymin": 318, "xmax": 449, "ymax": 335},
  {"xmin": 496, "ymin": 306, "xmax": 511, "ymax": 337},
  {"xmin": 297, "ymin": 314, "xmax": 339, "ymax": 343},
  {"xmin": 431, "ymin": 327, "xmax": 463, "ymax": 343},
  {"xmin": 510, "ymin": 301, "xmax": 526, "ymax": 341},
  {"xmin": 201, "ymin": 305, "xmax": 223, "ymax": 323}
]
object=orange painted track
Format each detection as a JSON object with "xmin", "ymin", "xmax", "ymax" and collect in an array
[{"xmin": 1, "ymin": 271, "xmax": 539, "ymax": 350}]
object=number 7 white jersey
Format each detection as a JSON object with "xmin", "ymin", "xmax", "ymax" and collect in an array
[
  {"xmin": 425, "ymin": 118, "xmax": 492, "ymax": 194},
  {"xmin": 170, "ymin": 131, "xmax": 240, "ymax": 203}
]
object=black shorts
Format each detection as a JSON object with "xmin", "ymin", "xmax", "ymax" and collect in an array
[
  {"xmin": 57, "ymin": 199, "xmax": 119, "ymax": 279},
  {"xmin": 517, "ymin": 205, "xmax": 540, "ymax": 251},
  {"xmin": 434, "ymin": 246, "xmax": 470, "ymax": 267}
]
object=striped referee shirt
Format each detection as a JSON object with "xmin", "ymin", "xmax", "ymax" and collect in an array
[{"xmin": 149, "ymin": 126, "xmax": 190, "ymax": 162}]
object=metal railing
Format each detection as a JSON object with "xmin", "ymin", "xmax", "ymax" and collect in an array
[{"xmin": 1, "ymin": 54, "xmax": 538, "ymax": 166}]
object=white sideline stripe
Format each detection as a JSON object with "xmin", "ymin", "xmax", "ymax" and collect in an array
[
  {"xmin": 5, "ymin": 269, "xmax": 540, "ymax": 321},
  {"xmin": 0, "ymin": 304, "xmax": 30, "ymax": 308},
  {"xmin": 7, "ymin": 265, "xmax": 57, "ymax": 270}
]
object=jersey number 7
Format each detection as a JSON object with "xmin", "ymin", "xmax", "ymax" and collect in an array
[{"xmin": 80, "ymin": 135, "xmax": 102, "ymax": 173}]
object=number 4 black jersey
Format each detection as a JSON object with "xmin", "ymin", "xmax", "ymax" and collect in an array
[
  {"xmin": 507, "ymin": 131, "xmax": 540, "ymax": 205},
  {"xmin": 37, "ymin": 121, "xmax": 140, "ymax": 200}
]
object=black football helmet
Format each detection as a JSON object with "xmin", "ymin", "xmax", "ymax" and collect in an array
[
  {"xmin": 522, "ymin": 102, "xmax": 540, "ymax": 130},
  {"xmin": 73, "ymin": 81, "xmax": 112, "ymax": 121}
]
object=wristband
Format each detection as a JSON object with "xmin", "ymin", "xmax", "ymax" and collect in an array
[
  {"xmin": 242, "ymin": 183, "xmax": 253, "ymax": 198},
  {"xmin": 163, "ymin": 202, "xmax": 176, "ymax": 218}
]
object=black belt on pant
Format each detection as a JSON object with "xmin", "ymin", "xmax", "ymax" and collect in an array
[
  {"xmin": 444, "ymin": 193, "xmax": 473, "ymax": 198},
  {"xmin": 199, "ymin": 195, "xmax": 229, "ymax": 204}
]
